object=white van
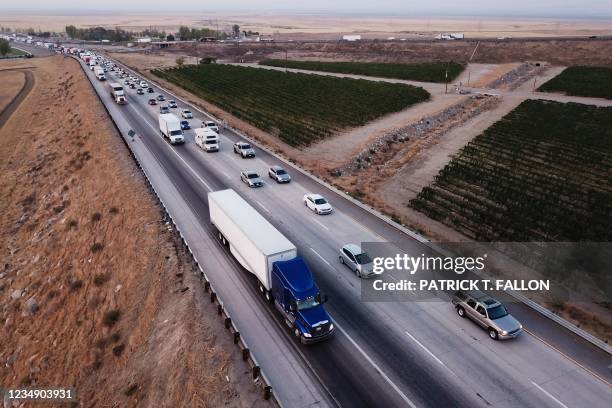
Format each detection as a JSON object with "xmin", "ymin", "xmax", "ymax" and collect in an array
[{"xmin": 194, "ymin": 128, "xmax": 219, "ymax": 152}]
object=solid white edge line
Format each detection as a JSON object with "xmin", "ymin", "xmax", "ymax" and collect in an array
[
  {"xmin": 129, "ymin": 106, "xmax": 213, "ymax": 192},
  {"xmin": 309, "ymin": 247, "xmax": 331, "ymax": 266},
  {"xmin": 530, "ymin": 381, "xmax": 569, "ymax": 408},
  {"xmin": 404, "ymin": 331, "xmax": 445, "ymax": 367},
  {"xmin": 335, "ymin": 323, "xmax": 418, "ymax": 408}
]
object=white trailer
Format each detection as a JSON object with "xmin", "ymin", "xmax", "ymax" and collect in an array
[
  {"xmin": 341, "ymin": 35, "xmax": 361, "ymax": 41},
  {"xmin": 208, "ymin": 189, "xmax": 297, "ymax": 291},
  {"xmin": 158, "ymin": 113, "xmax": 184, "ymax": 144}
]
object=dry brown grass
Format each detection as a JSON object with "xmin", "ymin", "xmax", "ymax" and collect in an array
[
  {"xmin": 0, "ymin": 69, "xmax": 26, "ymax": 114},
  {"xmin": 547, "ymin": 301, "xmax": 611, "ymax": 343},
  {"xmin": 0, "ymin": 55, "xmax": 270, "ymax": 407}
]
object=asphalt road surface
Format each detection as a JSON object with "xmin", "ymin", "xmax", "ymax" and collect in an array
[{"xmin": 76, "ymin": 56, "xmax": 611, "ymax": 408}]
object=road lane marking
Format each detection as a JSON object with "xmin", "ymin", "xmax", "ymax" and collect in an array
[
  {"xmin": 311, "ymin": 218, "xmax": 329, "ymax": 231},
  {"xmin": 309, "ymin": 248, "xmax": 331, "ymax": 266},
  {"xmin": 530, "ymin": 381, "xmax": 569, "ymax": 408},
  {"xmin": 256, "ymin": 201, "xmax": 270, "ymax": 213},
  {"xmin": 129, "ymin": 106, "xmax": 213, "ymax": 192},
  {"xmin": 222, "ymin": 172, "xmax": 232, "ymax": 179},
  {"xmin": 335, "ymin": 323, "xmax": 418, "ymax": 408},
  {"xmin": 404, "ymin": 331, "xmax": 446, "ymax": 368}
]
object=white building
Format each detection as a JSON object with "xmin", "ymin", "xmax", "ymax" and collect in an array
[{"xmin": 435, "ymin": 33, "xmax": 465, "ymax": 40}]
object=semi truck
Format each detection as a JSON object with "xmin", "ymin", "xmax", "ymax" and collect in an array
[
  {"xmin": 158, "ymin": 113, "xmax": 185, "ymax": 144},
  {"xmin": 94, "ymin": 67, "xmax": 106, "ymax": 81},
  {"xmin": 208, "ymin": 189, "xmax": 334, "ymax": 344},
  {"xmin": 109, "ymin": 82, "xmax": 126, "ymax": 104}
]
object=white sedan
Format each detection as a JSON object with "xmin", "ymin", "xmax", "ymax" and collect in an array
[{"xmin": 303, "ymin": 193, "xmax": 333, "ymax": 215}]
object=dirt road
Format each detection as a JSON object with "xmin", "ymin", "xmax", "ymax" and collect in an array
[{"xmin": 0, "ymin": 69, "xmax": 33, "ymax": 127}]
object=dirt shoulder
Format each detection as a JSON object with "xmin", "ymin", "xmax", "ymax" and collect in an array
[{"xmin": 0, "ymin": 55, "xmax": 271, "ymax": 407}]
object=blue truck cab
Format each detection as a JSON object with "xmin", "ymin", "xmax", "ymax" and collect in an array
[{"xmin": 272, "ymin": 257, "xmax": 334, "ymax": 344}]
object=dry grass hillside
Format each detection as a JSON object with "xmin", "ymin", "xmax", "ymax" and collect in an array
[{"xmin": 0, "ymin": 55, "xmax": 271, "ymax": 407}]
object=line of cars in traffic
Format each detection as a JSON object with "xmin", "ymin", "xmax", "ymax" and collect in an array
[{"xmin": 95, "ymin": 54, "xmax": 523, "ymax": 341}]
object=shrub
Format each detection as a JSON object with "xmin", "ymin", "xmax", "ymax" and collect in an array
[
  {"xmin": 93, "ymin": 273, "xmax": 110, "ymax": 286},
  {"xmin": 65, "ymin": 219, "xmax": 78, "ymax": 230},
  {"xmin": 112, "ymin": 344, "xmax": 125, "ymax": 356},
  {"xmin": 103, "ymin": 309, "xmax": 121, "ymax": 327},
  {"xmin": 69, "ymin": 280, "xmax": 83, "ymax": 292},
  {"xmin": 91, "ymin": 242, "xmax": 104, "ymax": 253}
]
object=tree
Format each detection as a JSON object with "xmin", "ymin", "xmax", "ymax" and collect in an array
[
  {"xmin": 232, "ymin": 24, "xmax": 240, "ymax": 39},
  {"xmin": 166, "ymin": 34, "xmax": 175, "ymax": 41},
  {"xmin": 178, "ymin": 25, "xmax": 191, "ymax": 41},
  {"xmin": 65, "ymin": 25, "xmax": 77, "ymax": 38},
  {"xmin": 0, "ymin": 39, "xmax": 10, "ymax": 56},
  {"xmin": 175, "ymin": 56, "xmax": 185, "ymax": 67}
]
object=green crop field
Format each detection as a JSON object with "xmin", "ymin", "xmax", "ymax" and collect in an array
[
  {"xmin": 259, "ymin": 60, "xmax": 465, "ymax": 83},
  {"xmin": 538, "ymin": 66, "xmax": 612, "ymax": 100},
  {"xmin": 152, "ymin": 64, "xmax": 429, "ymax": 146},
  {"xmin": 410, "ymin": 99, "xmax": 612, "ymax": 241}
]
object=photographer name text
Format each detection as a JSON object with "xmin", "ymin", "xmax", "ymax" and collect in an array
[{"xmin": 372, "ymin": 279, "xmax": 550, "ymax": 292}]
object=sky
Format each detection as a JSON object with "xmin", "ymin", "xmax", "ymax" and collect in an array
[{"xmin": 2, "ymin": 0, "xmax": 612, "ymax": 18}]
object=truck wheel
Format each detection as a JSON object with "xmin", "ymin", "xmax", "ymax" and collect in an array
[
  {"xmin": 265, "ymin": 290, "xmax": 272, "ymax": 302},
  {"xmin": 294, "ymin": 328, "xmax": 301, "ymax": 339},
  {"xmin": 339, "ymin": 256, "xmax": 344, "ymax": 264},
  {"xmin": 259, "ymin": 283, "xmax": 265, "ymax": 294},
  {"xmin": 355, "ymin": 269, "xmax": 360, "ymax": 278},
  {"xmin": 457, "ymin": 306, "xmax": 466, "ymax": 318}
]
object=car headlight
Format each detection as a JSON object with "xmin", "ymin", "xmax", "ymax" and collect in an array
[
  {"xmin": 329, "ymin": 323, "xmax": 334, "ymax": 331},
  {"xmin": 303, "ymin": 332, "xmax": 312, "ymax": 338},
  {"xmin": 501, "ymin": 330, "xmax": 508, "ymax": 335}
]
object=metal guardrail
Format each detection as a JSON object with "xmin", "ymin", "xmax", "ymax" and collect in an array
[{"xmin": 72, "ymin": 55, "xmax": 279, "ymax": 404}]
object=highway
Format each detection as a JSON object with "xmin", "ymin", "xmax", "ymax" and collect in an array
[{"xmin": 77, "ymin": 55, "xmax": 611, "ymax": 408}]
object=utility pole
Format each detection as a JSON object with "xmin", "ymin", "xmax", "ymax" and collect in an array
[{"xmin": 445, "ymin": 61, "xmax": 450, "ymax": 94}]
